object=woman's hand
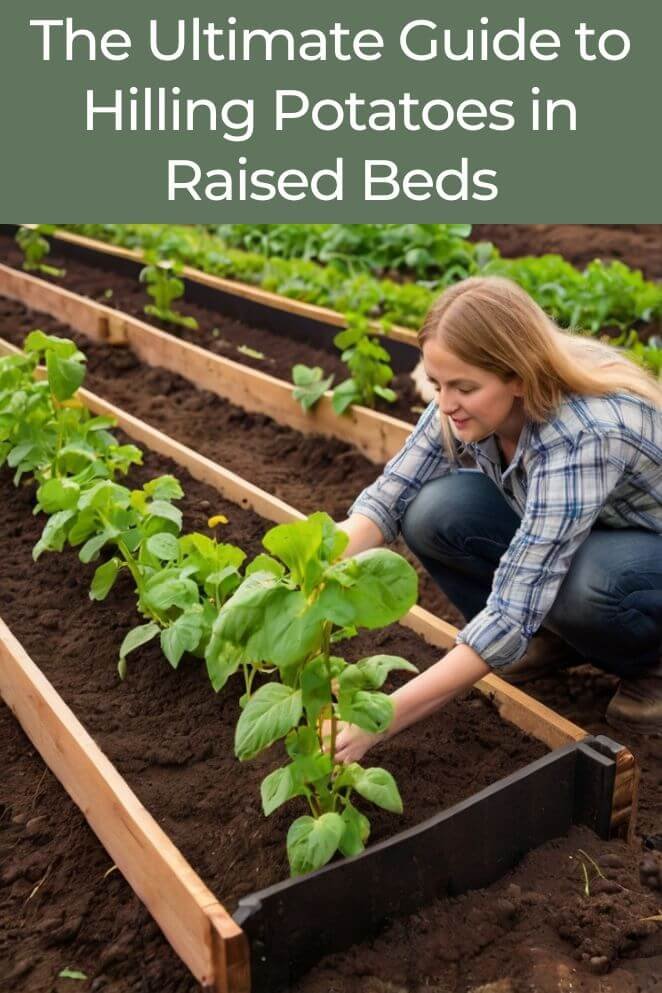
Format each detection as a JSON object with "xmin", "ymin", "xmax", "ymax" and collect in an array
[
  {"xmin": 334, "ymin": 723, "xmax": 382, "ymax": 764},
  {"xmin": 321, "ymin": 718, "xmax": 382, "ymax": 764}
]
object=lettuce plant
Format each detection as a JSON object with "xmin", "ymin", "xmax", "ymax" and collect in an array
[
  {"xmin": 206, "ymin": 512, "xmax": 418, "ymax": 875},
  {"xmin": 139, "ymin": 252, "xmax": 199, "ymax": 331},
  {"xmin": 332, "ymin": 315, "xmax": 397, "ymax": 413},
  {"xmin": 15, "ymin": 225, "xmax": 66, "ymax": 278}
]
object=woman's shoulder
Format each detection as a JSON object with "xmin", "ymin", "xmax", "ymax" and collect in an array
[{"xmin": 531, "ymin": 391, "xmax": 661, "ymax": 451}]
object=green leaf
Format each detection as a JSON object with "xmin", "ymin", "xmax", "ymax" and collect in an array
[
  {"xmin": 373, "ymin": 385, "xmax": 397, "ymax": 403},
  {"xmin": 161, "ymin": 610, "xmax": 204, "ymax": 668},
  {"xmin": 245, "ymin": 554, "xmax": 285, "ymax": 579},
  {"xmin": 24, "ymin": 330, "xmax": 79, "ymax": 358},
  {"xmin": 36, "ymin": 478, "xmax": 80, "ymax": 513},
  {"xmin": 338, "ymin": 802, "xmax": 370, "ymax": 858},
  {"xmin": 205, "ymin": 640, "xmax": 244, "ymax": 693},
  {"xmin": 32, "ymin": 509, "xmax": 76, "ymax": 560},
  {"xmin": 234, "ymin": 683, "xmax": 303, "ymax": 760},
  {"xmin": 58, "ymin": 968, "xmax": 88, "ymax": 981},
  {"xmin": 291, "ymin": 364, "xmax": 334, "ymax": 411},
  {"xmin": 143, "ymin": 573, "xmax": 199, "ymax": 612},
  {"xmin": 287, "ymin": 813, "xmax": 344, "ymax": 876},
  {"xmin": 351, "ymin": 766, "xmax": 403, "ymax": 814},
  {"xmin": 146, "ymin": 532, "xmax": 180, "ymax": 561},
  {"xmin": 147, "ymin": 499, "xmax": 182, "ymax": 530},
  {"xmin": 262, "ymin": 515, "xmax": 324, "ymax": 593},
  {"xmin": 317, "ymin": 549, "xmax": 417, "ymax": 629},
  {"xmin": 119, "ymin": 622, "xmax": 160, "ymax": 664},
  {"xmin": 332, "ymin": 378, "xmax": 360, "ymax": 415},
  {"xmin": 301, "ymin": 655, "xmax": 332, "ymax": 724},
  {"xmin": 338, "ymin": 655, "xmax": 418, "ymax": 694},
  {"xmin": 46, "ymin": 350, "xmax": 86, "ymax": 401},
  {"xmin": 89, "ymin": 558, "xmax": 121, "ymax": 601},
  {"xmin": 260, "ymin": 764, "xmax": 304, "ymax": 816},
  {"xmin": 79, "ymin": 527, "xmax": 118, "ymax": 564},
  {"xmin": 208, "ymin": 572, "xmax": 320, "ymax": 669},
  {"xmin": 337, "ymin": 690, "xmax": 393, "ymax": 734},
  {"xmin": 143, "ymin": 475, "xmax": 184, "ymax": 500}
]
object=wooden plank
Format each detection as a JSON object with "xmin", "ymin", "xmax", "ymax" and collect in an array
[
  {"xmin": 0, "ymin": 333, "xmax": 588, "ymax": 754},
  {"xmin": 0, "ymin": 618, "xmax": 250, "ymax": 993},
  {"xmin": 611, "ymin": 747, "xmax": 639, "ymax": 843},
  {"xmin": 0, "ymin": 262, "xmax": 411, "ymax": 464},
  {"xmin": 52, "ymin": 228, "xmax": 420, "ymax": 348}
]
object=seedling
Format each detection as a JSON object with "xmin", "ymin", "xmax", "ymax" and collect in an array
[
  {"xmin": 237, "ymin": 344, "xmax": 266, "ymax": 361},
  {"xmin": 15, "ymin": 224, "xmax": 66, "ymax": 278},
  {"xmin": 139, "ymin": 252, "xmax": 199, "ymax": 331},
  {"xmin": 332, "ymin": 315, "xmax": 397, "ymax": 414},
  {"xmin": 207, "ymin": 512, "xmax": 418, "ymax": 875},
  {"xmin": 576, "ymin": 848, "xmax": 607, "ymax": 896},
  {"xmin": 291, "ymin": 364, "xmax": 334, "ymax": 411}
]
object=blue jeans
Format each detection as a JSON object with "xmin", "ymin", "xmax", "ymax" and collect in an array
[{"xmin": 401, "ymin": 471, "xmax": 662, "ymax": 677}]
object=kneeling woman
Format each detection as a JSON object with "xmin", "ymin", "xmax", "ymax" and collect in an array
[{"xmin": 337, "ymin": 276, "xmax": 662, "ymax": 762}]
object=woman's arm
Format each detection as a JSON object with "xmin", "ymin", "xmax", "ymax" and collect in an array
[
  {"xmin": 337, "ymin": 513, "xmax": 385, "ymax": 557},
  {"xmin": 334, "ymin": 642, "xmax": 490, "ymax": 763}
]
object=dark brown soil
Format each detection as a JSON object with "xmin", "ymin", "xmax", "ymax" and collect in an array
[
  {"xmin": 0, "ymin": 236, "xmax": 424, "ymax": 426},
  {"xmin": 0, "ymin": 447, "xmax": 546, "ymax": 991},
  {"xmin": 472, "ymin": 225, "xmax": 662, "ymax": 279}
]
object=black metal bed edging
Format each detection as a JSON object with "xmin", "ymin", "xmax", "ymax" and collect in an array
[
  {"xmin": 234, "ymin": 735, "xmax": 620, "ymax": 993},
  {"xmin": 0, "ymin": 225, "xmax": 420, "ymax": 374}
]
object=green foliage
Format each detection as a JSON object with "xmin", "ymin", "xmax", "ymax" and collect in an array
[
  {"xmin": 332, "ymin": 315, "xmax": 396, "ymax": 412},
  {"xmin": 0, "ymin": 334, "xmax": 246, "ymax": 681},
  {"xmin": 4, "ymin": 336, "xmax": 425, "ymax": 878},
  {"xmin": 291, "ymin": 364, "xmax": 334, "ymax": 411},
  {"xmin": 210, "ymin": 512, "xmax": 418, "ymax": 876},
  {"xmin": 139, "ymin": 252, "xmax": 199, "ymax": 331},
  {"xmin": 213, "ymin": 223, "xmax": 485, "ymax": 280},
  {"xmin": 15, "ymin": 224, "xmax": 66, "ymax": 278},
  {"xmin": 64, "ymin": 224, "xmax": 662, "ymax": 378}
]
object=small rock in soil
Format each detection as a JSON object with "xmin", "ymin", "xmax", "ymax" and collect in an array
[
  {"xmin": 598, "ymin": 853, "xmax": 624, "ymax": 869},
  {"xmin": 493, "ymin": 898, "xmax": 517, "ymax": 925},
  {"xmin": 588, "ymin": 955, "xmax": 610, "ymax": 974},
  {"xmin": 591, "ymin": 878, "xmax": 623, "ymax": 896},
  {"xmin": 25, "ymin": 814, "xmax": 50, "ymax": 837},
  {"xmin": 45, "ymin": 915, "xmax": 83, "ymax": 946},
  {"xmin": 468, "ymin": 981, "xmax": 514, "ymax": 993}
]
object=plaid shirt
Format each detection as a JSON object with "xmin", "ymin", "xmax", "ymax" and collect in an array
[{"xmin": 349, "ymin": 392, "xmax": 662, "ymax": 668}]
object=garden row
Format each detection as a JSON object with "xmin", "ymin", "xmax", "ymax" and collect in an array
[
  {"xmin": 58, "ymin": 223, "xmax": 662, "ymax": 374},
  {"xmin": 0, "ymin": 315, "xmax": 640, "ymax": 991}
]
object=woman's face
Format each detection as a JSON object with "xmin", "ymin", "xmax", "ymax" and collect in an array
[{"xmin": 422, "ymin": 338, "xmax": 525, "ymax": 444}]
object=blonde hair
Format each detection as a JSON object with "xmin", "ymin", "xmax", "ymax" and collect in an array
[{"xmin": 418, "ymin": 276, "xmax": 662, "ymax": 456}]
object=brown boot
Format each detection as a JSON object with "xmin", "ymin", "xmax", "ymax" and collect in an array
[
  {"xmin": 499, "ymin": 629, "xmax": 585, "ymax": 685},
  {"xmin": 605, "ymin": 660, "xmax": 662, "ymax": 737}
]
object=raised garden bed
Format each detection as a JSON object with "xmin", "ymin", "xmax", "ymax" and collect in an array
[
  {"xmin": 0, "ymin": 333, "xmax": 639, "ymax": 990},
  {"xmin": 0, "ymin": 227, "xmax": 424, "ymax": 429},
  {"xmin": 0, "ymin": 430, "xmax": 634, "ymax": 992}
]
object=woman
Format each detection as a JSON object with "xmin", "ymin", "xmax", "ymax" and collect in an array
[{"xmin": 336, "ymin": 276, "xmax": 662, "ymax": 762}]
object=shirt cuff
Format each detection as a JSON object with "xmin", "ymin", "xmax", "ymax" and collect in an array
[
  {"xmin": 456, "ymin": 608, "xmax": 531, "ymax": 669},
  {"xmin": 347, "ymin": 495, "xmax": 399, "ymax": 544}
]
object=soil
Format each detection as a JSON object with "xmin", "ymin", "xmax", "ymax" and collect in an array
[
  {"xmin": 0, "ymin": 449, "xmax": 546, "ymax": 992},
  {"xmin": 471, "ymin": 225, "xmax": 662, "ymax": 280},
  {"xmin": 0, "ymin": 235, "xmax": 425, "ymax": 427}
]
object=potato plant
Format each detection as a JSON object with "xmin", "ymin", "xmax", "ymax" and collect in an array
[
  {"xmin": 206, "ymin": 512, "xmax": 418, "ymax": 875},
  {"xmin": 2, "ymin": 334, "xmax": 424, "ymax": 878},
  {"xmin": 139, "ymin": 252, "xmax": 199, "ymax": 331},
  {"xmin": 15, "ymin": 224, "xmax": 66, "ymax": 278}
]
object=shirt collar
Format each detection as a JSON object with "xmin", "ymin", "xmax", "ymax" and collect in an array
[{"xmin": 464, "ymin": 421, "xmax": 532, "ymax": 474}]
